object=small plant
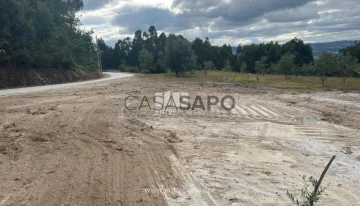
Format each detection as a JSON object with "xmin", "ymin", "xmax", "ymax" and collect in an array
[
  {"xmin": 287, "ymin": 176, "xmax": 325, "ymax": 206},
  {"xmin": 287, "ymin": 156, "xmax": 336, "ymax": 206}
]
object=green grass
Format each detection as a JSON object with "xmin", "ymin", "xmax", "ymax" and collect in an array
[{"xmin": 146, "ymin": 71, "xmax": 360, "ymax": 91}]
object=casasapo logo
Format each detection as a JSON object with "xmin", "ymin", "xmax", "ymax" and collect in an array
[{"xmin": 124, "ymin": 91, "xmax": 236, "ymax": 116}]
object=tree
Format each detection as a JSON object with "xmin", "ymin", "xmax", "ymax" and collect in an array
[
  {"xmin": 212, "ymin": 44, "xmax": 236, "ymax": 71},
  {"xmin": 338, "ymin": 54, "xmax": 357, "ymax": 82},
  {"xmin": 254, "ymin": 56, "xmax": 268, "ymax": 81},
  {"xmin": 144, "ymin": 25, "xmax": 158, "ymax": 55},
  {"xmin": 236, "ymin": 38, "xmax": 312, "ymax": 75},
  {"xmin": 315, "ymin": 53, "xmax": 335, "ymax": 86},
  {"xmin": 340, "ymin": 42, "xmax": 360, "ymax": 63},
  {"xmin": 0, "ymin": 0, "xmax": 97, "ymax": 70},
  {"xmin": 155, "ymin": 51, "xmax": 167, "ymax": 73},
  {"xmin": 165, "ymin": 34, "xmax": 196, "ymax": 76},
  {"xmin": 254, "ymin": 61, "xmax": 262, "ymax": 81},
  {"xmin": 128, "ymin": 29, "xmax": 143, "ymax": 66},
  {"xmin": 97, "ymin": 38, "xmax": 114, "ymax": 70},
  {"xmin": 238, "ymin": 43, "xmax": 267, "ymax": 73},
  {"xmin": 192, "ymin": 37, "xmax": 213, "ymax": 68},
  {"xmin": 203, "ymin": 61, "xmax": 214, "ymax": 76},
  {"xmin": 301, "ymin": 63, "xmax": 316, "ymax": 76},
  {"xmin": 138, "ymin": 48, "xmax": 153, "ymax": 73},
  {"xmin": 282, "ymin": 38, "xmax": 314, "ymax": 66},
  {"xmin": 240, "ymin": 63, "xmax": 247, "ymax": 75},
  {"xmin": 277, "ymin": 54, "xmax": 296, "ymax": 79}
]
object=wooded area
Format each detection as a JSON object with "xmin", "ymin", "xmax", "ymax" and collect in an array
[
  {"xmin": 97, "ymin": 25, "xmax": 360, "ymax": 79},
  {"xmin": 0, "ymin": 0, "xmax": 97, "ymax": 70}
]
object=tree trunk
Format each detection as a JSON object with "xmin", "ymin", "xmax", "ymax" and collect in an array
[{"xmin": 310, "ymin": 156, "xmax": 336, "ymax": 206}]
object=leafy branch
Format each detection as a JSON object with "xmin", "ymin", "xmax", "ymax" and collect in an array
[{"xmin": 287, "ymin": 156, "xmax": 336, "ymax": 206}]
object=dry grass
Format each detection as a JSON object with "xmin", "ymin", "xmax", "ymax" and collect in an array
[{"xmin": 146, "ymin": 71, "xmax": 360, "ymax": 91}]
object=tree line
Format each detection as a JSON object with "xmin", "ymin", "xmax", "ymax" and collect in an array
[
  {"xmin": 0, "ymin": 0, "xmax": 97, "ymax": 71},
  {"xmin": 98, "ymin": 26, "xmax": 359, "ymax": 79},
  {"xmin": 1, "ymin": 0, "xmax": 359, "ymax": 81}
]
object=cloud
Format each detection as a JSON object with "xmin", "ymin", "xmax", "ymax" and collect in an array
[
  {"xmin": 79, "ymin": 0, "xmax": 360, "ymax": 46},
  {"xmin": 82, "ymin": 0, "xmax": 113, "ymax": 10}
]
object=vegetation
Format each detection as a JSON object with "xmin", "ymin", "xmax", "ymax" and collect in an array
[
  {"xmin": 287, "ymin": 156, "xmax": 336, "ymax": 206},
  {"xmin": 315, "ymin": 53, "xmax": 358, "ymax": 85},
  {"xmin": 98, "ymin": 27, "xmax": 316, "ymax": 75},
  {"xmin": 277, "ymin": 54, "xmax": 296, "ymax": 79},
  {"xmin": 340, "ymin": 42, "xmax": 360, "ymax": 63},
  {"xmin": 311, "ymin": 40, "xmax": 358, "ymax": 57},
  {"xmin": 147, "ymin": 71, "xmax": 360, "ymax": 91},
  {"xmin": 0, "ymin": 0, "xmax": 97, "ymax": 70},
  {"xmin": 165, "ymin": 34, "xmax": 197, "ymax": 76},
  {"xmin": 1, "ymin": 0, "xmax": 358, "ymax": 88},
  {"xmin": 98, "ymin": 26, "xmax": 359, "ymax": 88},
  {"xmin": 138, "ymin": 48, "xmax": 153, "ymax": 73}
]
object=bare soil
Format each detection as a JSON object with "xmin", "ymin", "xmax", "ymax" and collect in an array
[
  {"xmin": 0, "ymin": 67, "xmax": 100, "ymax": 89},
  {"xmin": 0, "ymin": 75, "xmax": 359, "ymax": 205}
]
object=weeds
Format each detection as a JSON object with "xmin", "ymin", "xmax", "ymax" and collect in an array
[
  {"xmin": 287, "ymin": 176, "xmax": 325, "ymax": 206},
  {"xmin": 287, "ymin": 156, "xmax": 336, "ymax": 206}
]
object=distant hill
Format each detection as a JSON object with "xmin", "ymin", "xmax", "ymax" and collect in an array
[
  {"xmin": 231, "ymin": 40, "xmax": 359, "ymax": 57},
  {"xmin": 310, "ymin": 40, "xmax": 359, "ymax": 57}
]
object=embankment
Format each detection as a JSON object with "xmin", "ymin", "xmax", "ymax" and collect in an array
[{"xmin": 0, "ymin": 67, "xmax": 100, "ymax": 89}]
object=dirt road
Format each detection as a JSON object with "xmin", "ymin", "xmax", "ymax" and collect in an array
[{"xmin": 0, "ymin": 75, "xmax": 359, "ymax": 205}]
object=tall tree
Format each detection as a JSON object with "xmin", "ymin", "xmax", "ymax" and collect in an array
[
  {"xmin": 277, "ymin": 54, "xmax": 296, "ymax": 79},
  {"xmin": 315, "ymin": 53, "xmax": 335, "ymax": 85},
  {"xmin": 128, "ymin": 29, "xmax": 143, "ymax": 66},
  {"xmin": 281, "ymin": 38, "xmax": 313, "ymax": 66},
  {"xmin": 338, "ymin": 54, "xmax": 357, "ymax": 82},
  {"xmin": 165, "ymin": 34, "xmax": 196, "ymax": 76},
  {"xmin": 138, "ymin": 48, "xmax": 153, "ymax": 73},
  {"xmin": 0, "ymin": 0, "xmax": 97, "ymax": 70},
  {"xmin": 340, "ymin": 42, "xmax": 360, "ymax": 63}
]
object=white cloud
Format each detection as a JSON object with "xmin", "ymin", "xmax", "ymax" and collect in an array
[{"xmin": 80, "ymin": 0, "xmax": 360, "ymax": 46}]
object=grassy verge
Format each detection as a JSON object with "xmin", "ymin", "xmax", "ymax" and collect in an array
[{"xmin": 146, "ymin": 71, "xmax": 360, "ymax": 91}]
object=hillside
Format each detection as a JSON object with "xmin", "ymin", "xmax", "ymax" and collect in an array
[
  {"xmin": 310, "ymin": 40, "xmax": 358, "ymax": 57},
  {"xmin": 0, "ymin": 0, "xmax": 99, "ymax": 88}
]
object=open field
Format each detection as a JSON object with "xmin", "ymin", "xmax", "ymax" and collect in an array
[
  {"xmin": 148, "ymin": 71, "xmax": 360, "ymax": 91},
  {"xmin": 0, "ymin": 74, "xmax": 359, "ymax": 205}
]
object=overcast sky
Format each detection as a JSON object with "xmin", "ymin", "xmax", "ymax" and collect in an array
[{"xmin": 79, "ymin": 0, "xmax": 360, "ymax": 46}]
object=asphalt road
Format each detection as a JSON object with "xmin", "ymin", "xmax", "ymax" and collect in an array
[{"xmin": 0, "ymin": 72, "xmax": 133, "ymax": 96}]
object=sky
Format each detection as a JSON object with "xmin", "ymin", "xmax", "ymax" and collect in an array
[{"xmin": 79, "ymin": 0, "xmax": 360, "ymax": 46}]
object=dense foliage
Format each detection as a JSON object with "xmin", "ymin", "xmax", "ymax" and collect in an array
[
  {"xmin": 0, "ymin": 0, "xmax": 97, "ymax": 70},
  {"xmin": 98, "ymin": 26, "xmax": 314, "ymax": 75},
  {"xmin": 98, "ymin": 26, "xmax": 359, "ymax": 80},
  {"xmin": 340, "ymin": 42, "xmax": 360, "ymax": 63}
]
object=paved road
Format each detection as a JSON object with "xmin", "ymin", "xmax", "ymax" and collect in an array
[{"xmin": 0, "ymin": 72, "xmax": 133, "ymax": 96}]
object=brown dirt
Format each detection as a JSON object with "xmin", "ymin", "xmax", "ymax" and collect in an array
[
  {"xmin": 0, "ymin": 67, "xmax": 100, "ymax": 89},
  {"xmin": 0, "ymin": 75, "xmax": 359, "ymax": 205}
]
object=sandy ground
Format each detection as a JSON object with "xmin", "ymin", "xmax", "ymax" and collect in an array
[{"xmin": 0, "ymin": 75, "xmax": 359, "ymax": 206}]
